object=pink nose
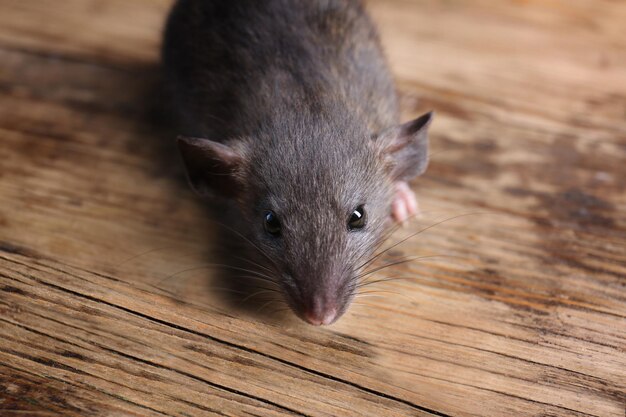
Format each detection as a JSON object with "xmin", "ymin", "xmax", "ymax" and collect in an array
[{"xmin": 304, "ymin": 307, "xmax": 337, "ymax": 326}]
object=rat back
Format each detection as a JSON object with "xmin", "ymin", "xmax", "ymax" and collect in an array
[{"xmin": 162, "ymin": 0, "xmax": 399, "ymax": 142}]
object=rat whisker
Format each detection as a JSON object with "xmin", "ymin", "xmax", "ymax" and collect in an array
[
  {"xmin": 267, "ymin": 306, "xmax": 292, "ymax": 316},
  {"xmin": 351, "ymin": 224, "xmax": 409, "ymax": 273},
  {"xmin": 204, "ymin": 286, "xmax": 256, "ymax": 295},
  {"xmin": 356, "ymin": 255, "xmax": 451, "ymax": 280},
  {"xmin": 357, "ymin": 254, "xmax": 463, "ymax": 287},
  {"xmin": 256, "ymin": 298, "xmax": 282, "ymax": 315},
  {"xmin": 240, "ymin": 284, "xmax": 282, "ymax": 295},
  {"xmin": 116, "ymin": 244, "xmax": 201, "ymax": 268},
  {"xmin": 231, "ymin": 255, "xmax": 276, "ymax": 275},
  {"xmin": 352, "ymin": 294, "xmax": 390, "ymax": 299},
  {"xmin": 148, "ymin": 283, "xmax": 181, "ymax": 298},
  {"xmin": 357, "ymin": 276, "xmax": 427, "ymax": 290},
  {"xmin": 235, "ymin": 274, "xmax": 281, "ymax": 288},
  {"xmin": 117, "ymin": 222, "xmax": 279, "ymax": 275},
  {"xmin": 352, "ymin": 214, "xmax": 423, "ymax": 270},
  {"xmin": 356, "ymin": 289, "xmax": 404, "ymax": 297},
  {"xmin": 117, "ymin": 245, "xmax": 176, "ymax": 267},
  {"xmin": 240, "ymin": 289, "xmax": 280, "ymax": 303},
  {"xmin": 368, "ymin": 211, "xmax": 430, "ymax": 246},
  {"xmin": 350, "ymin": 298, "xmax": 389, "ymax": 309},
  {"xmin": 353, "ymin": 208, "xmax": 458, "ymax": 269},
  {"xmin": 357, "ymin": 275, "xmax": 416, "ymax": 289},
  {"xmin": 350, "ymin": 300, "xmax": 384, "ymax": 307},
  {"xmin": 156, "ymin": 263, "xmax": 275, "ymax": 288},
  {"xmin": 357, "ymin": 213, "xmax": 455, "ymax": 270},
  {"xmin": 355, "ymin": 290, "xmax": 417, "ymax": 303},
  {"xmin": 355, "ymin": 215, "xmax": 453, "ymax": 271},
  {"xmin": 151, "ymin": 283, "xmax": 247, "ymax": 299},
  {"xmin": 209, "ymin": 218, "xmax": 279, "ymax": 270},
  {"xmin": 191, "ymin": 263, "xmax": 275, "ymax": 280},
  {"xmin": 357, "ymin": 212, "xmax": 484, "ymax": 271}
]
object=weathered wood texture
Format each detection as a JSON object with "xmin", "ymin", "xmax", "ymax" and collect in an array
[{"xmin": 0, "ymin": 0, "xmax": 625, "ymax": 416}]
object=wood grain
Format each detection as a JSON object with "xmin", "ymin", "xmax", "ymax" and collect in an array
[{"xmin": 0, "ymin": 0, "xmax": 624, "ymax": 416}]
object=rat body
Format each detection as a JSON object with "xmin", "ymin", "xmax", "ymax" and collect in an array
[{"xmin": 163, "ymin": 0, "xmax": 432, "ymax": 325}]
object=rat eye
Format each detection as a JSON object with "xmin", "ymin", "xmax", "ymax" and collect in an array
[
  {"xmin": 348, "ymin": 205, "xmax": 366, "ymax": 230},
  {"xmin": 263, "ymin": 211, "xmax": 281, "ymax": 236}
]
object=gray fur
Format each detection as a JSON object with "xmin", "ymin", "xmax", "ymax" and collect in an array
[{"xmin": 163, "ymin": 0, "xmax": 432, "ymax": 324}]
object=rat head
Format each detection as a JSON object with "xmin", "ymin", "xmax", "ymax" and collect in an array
[{"xmin": 177, "ymin": 111, "xmax": 432, "ymax": 325}]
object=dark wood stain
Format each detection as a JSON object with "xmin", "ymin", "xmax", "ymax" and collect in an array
[
  {"xmin": 0, "ymin": 242, "xmax": 38, "ymax": 259},
  {"xmin": 1, "ymin": 285, "xmax": 27, "ymax": 295}
]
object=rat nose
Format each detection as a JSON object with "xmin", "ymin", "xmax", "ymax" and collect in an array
[{"xmin": 304, "ymin": 304, "xmax": 337, "ymax": 326}]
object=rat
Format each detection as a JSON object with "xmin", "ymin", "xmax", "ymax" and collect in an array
[{"xmin": 162, "ymin": 0, "xmax": 433, "ymax": 325}]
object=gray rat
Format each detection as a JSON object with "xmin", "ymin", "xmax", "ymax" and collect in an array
[{"xmin": 162, "ymin": 0, "xmax": 433, "ymax": 325}]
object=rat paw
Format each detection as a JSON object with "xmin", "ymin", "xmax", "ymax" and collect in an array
[{"xmin": 392, "ymin": 182, "xmax": 419, "ymax": 224}]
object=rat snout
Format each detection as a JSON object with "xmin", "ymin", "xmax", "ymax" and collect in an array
[
  {"xmin": 303, "ymin": 297, "xmax": 338, "ymax": 326},
  {"xmin": 284, "ymin": 265, "xmax": 349, "ymax": 325}
]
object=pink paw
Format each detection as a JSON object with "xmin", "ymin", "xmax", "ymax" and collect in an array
[{"xmin": 392, "ymin": 182, "xmax": 419, "ymax": 224}]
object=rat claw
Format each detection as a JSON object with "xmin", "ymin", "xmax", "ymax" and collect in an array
[{"xmin": 392, "ymin": 182, "xmax": 420, "ymax": 224}]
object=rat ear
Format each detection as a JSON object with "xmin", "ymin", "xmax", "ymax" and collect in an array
[
  {"xmin": 177, "ymin": 136, "xmax": 245, "ymax": 198},
  {"xmin": 378, "ymin": 111, "xmax": 433, "ymax": 181}
]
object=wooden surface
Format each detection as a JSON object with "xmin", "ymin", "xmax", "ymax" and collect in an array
[{"xmin": 1, "ymin": 0, "xmax": 625, "ymax": 416}]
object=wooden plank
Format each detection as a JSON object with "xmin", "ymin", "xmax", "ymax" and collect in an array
[
  {"xmin": 0, "ymin": 0, "xmax": 625, "ymax": 416},
  {"xmin": 0, "ymin": 0, "xmax": 169, "ymax": 66},
  {"xmin": 0, "ymin": 252, "xmax": 441, "ymax": 417}
]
